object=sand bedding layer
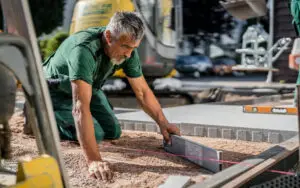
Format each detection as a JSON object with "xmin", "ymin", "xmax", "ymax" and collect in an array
[{"xmin": 4, "ymin": 110, "xmax": 274, "ymax": 188}]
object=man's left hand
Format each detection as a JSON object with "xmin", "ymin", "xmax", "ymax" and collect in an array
[{"xmin": 160, "ymin": 123, "xmax": 181, "ymax": 145}]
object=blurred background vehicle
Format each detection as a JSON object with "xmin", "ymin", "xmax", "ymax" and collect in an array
[
  {"xmin": 212, "ymin": 56, "xmax": 246, "ymax": 77},
  {"xmin": 175, "ymin": 53, "xmax": 213, "ymax": 77},
  {"xmin": 212, "ymin": 56, "xmax": 237, "ymax": 76}
]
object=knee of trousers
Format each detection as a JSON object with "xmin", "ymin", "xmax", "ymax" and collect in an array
[
  {"xmin": 95, "ymin": 131, "xmax": 105, "ymax": 144},
  {"xmin": 111, "ymin": 124, "xmax": 122, "ymax": 139}
]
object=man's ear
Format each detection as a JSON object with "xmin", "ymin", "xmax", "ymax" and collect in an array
[{"xmin": 105, "ymin": 30, "xmax": 113, "ymax": 45}]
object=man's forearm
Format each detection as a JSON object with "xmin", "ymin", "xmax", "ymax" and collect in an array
[
  {"xmin": 138, "ymin": 89, "xmax": 169, "ymax": 129},
  {"xmin": 73, "ymin": 109, "xmax": 102, "ymax": 162}
]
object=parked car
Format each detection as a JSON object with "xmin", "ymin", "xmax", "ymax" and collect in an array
[
  {"xmin": 175, "ymin": 54, "xmax": 213, "ymax": 77},
  {"xmin": 212, "ymin": 56, "xmax": 238, "ymax": 76}
]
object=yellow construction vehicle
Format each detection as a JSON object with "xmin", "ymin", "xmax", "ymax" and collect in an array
[
  {"xmin": 0, "ymin": 0, "xmax": 69, "ymax": 187},
  {"xmin": 69, "ymin": 0, "xmax": 135, "ymax": 34}
]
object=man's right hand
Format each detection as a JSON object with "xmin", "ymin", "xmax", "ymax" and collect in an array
[{"xmin": 88, "ymin": 160, "xmax": 113, "ymax": 181}]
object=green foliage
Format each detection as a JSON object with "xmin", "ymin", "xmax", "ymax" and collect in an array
[
  {"xmin": 28, "ymin": 0, "xmax": 65, "ymax": 36},
  {"xmin": 39, "ymin": 39, "xmax": 49, "ymax": 60},
  {"xmin": 39, "ymin": 32, "xmax": 69, "ymax": 60}
]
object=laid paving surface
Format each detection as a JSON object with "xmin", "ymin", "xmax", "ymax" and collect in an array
[
  {"xmin": 116, "ymin": 104, "xmax": 298, "ymax": 132},
  {"xmin": 251, "ymin": 98, "xmax": 295, "ymax": 107},
  {"xmin": 179, "ymin": 79, "xmax": 295, "ymax": 90}
]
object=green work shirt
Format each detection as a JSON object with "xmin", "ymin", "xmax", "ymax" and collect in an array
[{"xmin": 42, "ymin": 27, "xmax": 143, "ymax": 91}]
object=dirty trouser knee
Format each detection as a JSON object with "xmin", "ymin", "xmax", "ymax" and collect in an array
[
  {"xmin": 49, "ymin": 90, "xmax": 105, "ymax": 143},
  {"xmin": 54, "ymin": 110, "xmax": 105, "ymax": 143},
  {"xmin": 90, "ymin": 89, "xmax": 122, "ymax": 140}
]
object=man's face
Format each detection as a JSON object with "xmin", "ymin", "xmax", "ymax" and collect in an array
[{"xmin": 105, "ymin": 31, "xmax": 141, "ymax": 65}]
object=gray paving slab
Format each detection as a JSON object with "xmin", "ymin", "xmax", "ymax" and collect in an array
[
  {"xmin": 163, "ymin": 135, "xmax": 222, "ymax": 173},
  {"xmin": 116, "ymin": 104, "xmax": 298, "ymax": 132},
  {"xmin": 222, "ymin": 129, "xmax": 234, "ymax": 139},
  {"xmin": 113, "ymin": 107, "xmax": 139, "ymax": 114},
  {"xmin": 158, "ymin": 175, "xmax": 191, "ymax": 188},
  {"xmin": 180, "ymin": 80, "xmax": 295, "ymax": 90},
  {"xmin": 252, "ymin": 131, "xmax": 263, "ymax": 142}
]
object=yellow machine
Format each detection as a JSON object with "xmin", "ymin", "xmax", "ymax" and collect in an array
[
  {"xmin": 69, "ymin": 0, "xmax": 135, "ymax": 34},
  {"xmin": 7, "ymin": 155, "xmax": 63, "ymax": 188}
]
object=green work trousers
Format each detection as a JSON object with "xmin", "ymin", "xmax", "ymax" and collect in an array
[
  {"xmin": 291, "ymin": 0, "xmax": 300, "ymax": 36},
  {"xmin": 291, "ymin": 0, "xmax": 300, "ymax": 104},
  {"xmin": 49, "ymin": 80, "xmax": 121, "ymax": 143}
]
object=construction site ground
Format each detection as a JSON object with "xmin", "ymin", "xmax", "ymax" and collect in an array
[{"xmin": 7, "ymin": 107, "xmax": 274, "ymax": 188}]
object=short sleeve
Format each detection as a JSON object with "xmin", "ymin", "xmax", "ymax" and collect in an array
[
  {"xmin": 123, "ymin": 49, "xmax": 143, "ymax": 78},
  {"xmin": 67, "ymin": 46, "xmax": 95, "ymax": 85}
]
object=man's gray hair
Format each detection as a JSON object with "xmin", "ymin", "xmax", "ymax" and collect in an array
[{"xmin": 106, "ymin": 11, "xmax": 145, "ymax": 41}]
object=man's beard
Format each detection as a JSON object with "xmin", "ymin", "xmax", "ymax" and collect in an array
[{"xmin": 111, "ymin": 58, "xmax": 125, "ymax": 65}]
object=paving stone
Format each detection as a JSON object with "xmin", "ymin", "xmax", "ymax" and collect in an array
[
  {"xmin": 124, "ymin": 122, "xmax": 134, "ymax": 130},
  {"xmin": 194, "ymin": 127, "xmax": 206, "ymax": 137},
  {"xmin": 180, "ymin": 123, "xmax": 196, "ymax": 136},
  {"xmin": 116, "ymin": 104, "xmax": 298, "ymax": 133},
  {"xmin": 222, "ymin": 129, "xmax": 233, "ymax": 139},
  {"xmin": 134, "ymin": 123, "xmax": 145, "ymax": 131},
  {"xmin": 116, "ymin": 104, "xmax": 298, "ymax": 143},
  {"xmin": 252, "ymin": 131, "xmax": 263, "ymax": 142},
  {"xmin": 119, "ymin": 121, "xmax": 125, "ymax": 129},
  {"xmin": 208, "ymin": 128, "xmax": 219, "ymax": 138},
  {"xmin": 268, "ymin": 132, "xmax": 282, "ymax": 144},
  {"xmin": 164, "ymin": 135, "xmax": 222, "ymax": 173},
  {"xmin": 237, "ymin": 130, "xmax": 250, "ymax": 141},
  {"xmin": 158, "ymin": 175, "xmax": 191, "ymax": 188},
  {"xmin": 146, "ymin": 123, "xmax": 158, "ymax": 132}
]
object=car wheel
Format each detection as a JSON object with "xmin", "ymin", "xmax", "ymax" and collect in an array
[
  {"xmin": 193, "ymin": 71, "xmax": 201, "ymax": 78},
  {"xmin": 219, "ymin": 69, "xmax": 225, "ymax": 76}
]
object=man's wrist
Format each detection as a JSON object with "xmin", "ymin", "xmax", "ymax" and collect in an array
[
  {"xmin": 87, "ymin": 157, "xmax": 102, "ymax": 165},
  {"xmin": 86, "ymin": 152, "xmax": 102, "ymax": 164},
  {"xmin": 158, "ymin": 120, "xmax": 169, "ymax": 130}
]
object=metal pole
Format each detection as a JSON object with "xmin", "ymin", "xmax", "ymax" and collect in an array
[
  {"xmin": 266, "ymin": 0, "xmax": 274, "ymax": 83},
  {"xmin": 297, "ymin": 84, "xmax": 300, "ymax": 166},
  {"xmin": 0, "ymin": 0, "xmax": 70, "ymax": 186},
  {"xmin": 174, "ymin": 0, "xmax": 183, "ymax": 55}
]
